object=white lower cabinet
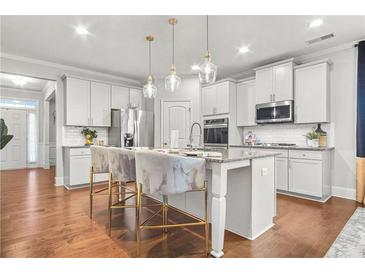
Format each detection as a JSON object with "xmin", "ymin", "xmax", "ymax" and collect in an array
[
  {"xmin": 289, "ymin": 158, "xmax": 322, "ymax": 197},
  {"xmin": 64, "ymin": 147, "xmax": 108, "ymax": 188},
  {"xmin": 245, "ymin": 148, "xmax": 332, "ymax": 200},
  {"xmin": 275, "ymin": 157, "xmax": 289, "ymax": 191}
]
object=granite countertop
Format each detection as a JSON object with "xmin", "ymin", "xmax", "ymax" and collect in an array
[
  {"xmin": 63, "ymin": 145, "xmax": 91, "ymax": 148},
  {"xmin": 151, "ymin": 147, "xmax": 279, "ymax": 163},
  {"xmin": 231, "ymin": 144, "xmax": 335, "ymax": 151}
]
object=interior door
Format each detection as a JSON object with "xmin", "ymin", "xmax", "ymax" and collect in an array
[
  {"xmin": 161, "ymin": 101, "xmax": 191, "ymax": 148},
  {"xmin": 0, "ymin": 108, "xmax": 27, "ymax": 170}
]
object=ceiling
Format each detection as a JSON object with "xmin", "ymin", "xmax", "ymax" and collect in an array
[
  {"xmin": 0, "ymin": 72, "xmax": 50, "ymax": 92},
  {"xmin": 1, "ymin": 15, "xmax": 364, "ymax": 82}
]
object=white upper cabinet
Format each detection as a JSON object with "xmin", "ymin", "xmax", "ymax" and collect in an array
[
  {"xmin": 130, "ymin": 88, "xmax": 143, "ymax": 109},
  {"xmin": 201, "ymin": 81, "xmax": 231, "ymax": 116},
  {"xmin": 90, "ymin": 81, "xmax": 111, "ymax": 127},
  {"xmin": 255, "ymin": 68, "xmax": 273, "ymax": 104},
  {"xmin": 236, "ymin": 80, "xmax": 256, "ymax": 126},
  {"xmin": 273, "ymin": 62, "xmax": 293, "ymax": 102},
  {"xmin": 215, "ymin": 82, "xmax": 230, "ymax": 114},
  {"xmin": 294, "ymin": 60, "xmax": 330, "ymax": 124},
  {"xmin": 255, "ymin": 59, "xmax": 294, "ymax": 104},
  {"xmin": 65, "ymin": 77, "xmax": 90, "ymax": 126},
  {"xmin": 111, "ymin": 85, "xmax": 130, "ymax": 109}
]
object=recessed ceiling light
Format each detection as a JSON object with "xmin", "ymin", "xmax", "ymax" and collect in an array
[
  {"xmin": 239, "ymin": 46, "xmax": 250, "ymax": 54},
  {"xmin": 75, "ymin": 26, "xmax": 89, "ymax": 35},
  {"xmin": 309, "ymin": 19, "xmax": 323, "ymax": 28},
  {"xmin": 191, "ymin": 65, "xmax": 200, "ymax": 71}
]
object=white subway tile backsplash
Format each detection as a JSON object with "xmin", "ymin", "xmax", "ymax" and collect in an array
[
  {"xmin": 63, "ymin": 126, "xmax": 108, "ymax": 146},
  {"xmin": 242, "ymin": 123, "xmax": 334, "ymax": 146}
]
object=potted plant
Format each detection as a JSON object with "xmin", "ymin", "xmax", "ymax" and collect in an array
[
  {"xmin": 81, "ymin": 127, "xmax": 97, "ymax": 145},
  {"xmin": 304, "ymin": 130, "xmax": 320, "ymax": 147},
  {"xmin": 0, "ymin": 118, "xmax": 14, "ymax": 150}
]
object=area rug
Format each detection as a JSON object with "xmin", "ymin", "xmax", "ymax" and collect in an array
[{"xmin": 325, "ymin": 207, "xmax": 365, "ymax": 257}]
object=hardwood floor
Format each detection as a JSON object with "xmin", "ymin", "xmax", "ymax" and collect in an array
[{"xmin": 0, "ymin": 167, "xmax": 360, "ymax": 258}]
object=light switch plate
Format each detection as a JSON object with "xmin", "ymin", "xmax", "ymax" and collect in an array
[{"xmin": 261, "ymin": 167, "xmax": 268, "ymax": 176}]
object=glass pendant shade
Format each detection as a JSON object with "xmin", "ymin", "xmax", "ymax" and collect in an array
[
  {"xmin": 143, "ymin": 76, "xmax": 157, "ymax": 99},
  {"xmin": 198, "ymin": 55, "xmax": 217, "ymax": 84},
  {"xmin": 165, "ymin": 67, "xmax": 181, "ymax": 92}
]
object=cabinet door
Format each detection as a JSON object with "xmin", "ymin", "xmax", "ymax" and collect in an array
[
  {"xmin": 289, "ymin": 158, "xmax": 322, "ymax": 197},
  {"xmin": 202, "ymin": 85, "xmax": 216, "ymax": 116},
  {"xmin": 90, "ymin": 82, "xmax": 111, "ymax": 126},
  {"xmin": 69, "ymin": 156, "xmax": 91, "ymax": 185},
  {"xmin": 255, "ymin": 67, "xmax": 273, "ymax": 104},
  {"xmin": 294, "ymin": 63, "xmax": 329, "ymax": 123},
  {"xmin": 215, "ymin": 82, "xmax": 229, "ymax": 114},
  {"xmin": 275, "ymin": 157, "xmax": 288, "ymax": 191},
  {"xmin": 273, "ymin": 62, "xmax": 293, "ymax": 102},
  {"xmin": 111, "ymin": 85, "xmax": 129, "ymax": 109},
  {"xmin": 65, "ymin": 77, "xmax": 90, "ymax": 126},
  {"xmin": 130, "ymin": 88, "xmax": 143, "ymax": 109},
  {"xmin": 237, "ymin": 81, "xmax": 256, "ymax": 126}
]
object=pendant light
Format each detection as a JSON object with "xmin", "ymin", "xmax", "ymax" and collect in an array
[
  {"xmin": 198, "ymin": 15, "xmax": 217, "ymax": 84},
  {"xmin": 143, "ymin": 35, "xmax": 157, "ymax": 98},
  {"xmin": 165, "ymin": 18, "xmax": 181, "ymax": 92}
]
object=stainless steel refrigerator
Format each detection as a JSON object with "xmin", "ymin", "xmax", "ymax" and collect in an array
[{"xmin": 108, "ymin": 108, "xmax": 154, "ymax": 147}]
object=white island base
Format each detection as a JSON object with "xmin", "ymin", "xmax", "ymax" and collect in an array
[{"xmin": 156, "ymin": 153, "xmax": 276, "ymax": 258}]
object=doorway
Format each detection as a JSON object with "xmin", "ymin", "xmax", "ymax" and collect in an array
[
  {"xmin": 0, "ymin": 72, "xmax": 56, "ymax": 171},
  {"xmin": 161, "ymin": 100, "xmax": 191, "ymax": 148}
]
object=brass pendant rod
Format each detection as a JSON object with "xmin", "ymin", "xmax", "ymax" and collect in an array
[{"xmin": 206, "ymin": 15, "xmax": 209, "ymax": 52}]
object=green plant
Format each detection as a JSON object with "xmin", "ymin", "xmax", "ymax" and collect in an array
[
  {"xmin": 81, "ymin": 127, "xmax": 98, "ymax": 139},
  {"xmin": 304, "ymin": 130, "xmax": 320, "ymax": 140},
  {"xmin": 0, "ymin": 118, "xmax": 14, "ymax": 150}
]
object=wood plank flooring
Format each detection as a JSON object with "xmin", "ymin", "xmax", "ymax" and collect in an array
[{"xmin": 0, "ymin": 167, "xmax": 360, "ymax": 258}]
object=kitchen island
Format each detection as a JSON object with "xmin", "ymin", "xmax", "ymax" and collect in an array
[{"xmin": 149, "ymin": 147, "xmax": 278, "ymax": 258}]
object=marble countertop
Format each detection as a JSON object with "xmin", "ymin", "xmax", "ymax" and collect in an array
[
  {"xmin": 231, "ymin": 144, "xmax": 335, "ymax": 151},
  {"xmin": 63, "ymin": 145, "xmax": 91, "ymax": 148}
]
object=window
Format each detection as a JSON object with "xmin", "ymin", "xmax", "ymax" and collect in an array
[{"xmin": 27, "ymin": 111, "xmax": 37, "ymax": 163}]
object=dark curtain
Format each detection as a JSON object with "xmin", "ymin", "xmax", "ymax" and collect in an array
[{"xmin": 356, "ymin": 40, "xmax": 365, "ymax": 204}]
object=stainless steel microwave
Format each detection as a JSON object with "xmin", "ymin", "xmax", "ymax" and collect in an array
[{"xmin": 256, "ymin": 100, "xmax": 294, "ymax": 124}]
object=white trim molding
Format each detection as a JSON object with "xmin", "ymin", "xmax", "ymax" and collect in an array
[
  {"xmin": 54, "ymin": 176, "xmax": 64, "ymax": 186},
  {"xmin": 332, "ymin": 186, "xmax": 356, "ymax": 200}
]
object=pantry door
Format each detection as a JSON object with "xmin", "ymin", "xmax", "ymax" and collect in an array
[
  {"xmin": 161, "ymin": 100, "xmax": 191, "ymax": 148},
  {"xmin": 0, "ymin": 108, "xmax": 27, "ymax": 170}
]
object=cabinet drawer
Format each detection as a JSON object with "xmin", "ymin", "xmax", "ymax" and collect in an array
[
  {"xmin": 253, "ymin": 148, "xmax": 288, "ymax": 158},
  {"xmin": 289, "ymin": 150, "xmax": 322, "ymax": 160},
  {"xmin": 70, "ymin": 148, "xmax": 91, "ymax": 156}
]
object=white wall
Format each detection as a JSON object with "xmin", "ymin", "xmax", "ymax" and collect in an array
[
  {"xmin": 153, "ymin": 77, "xmax": 201, "ymax": 147},
  {"xmin": 1, "ymin": 54, "xmax": 141, "ymax": 186}
]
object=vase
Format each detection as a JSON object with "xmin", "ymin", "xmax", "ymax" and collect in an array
[{"xmin": 85, "ymin": 134, "xmax": 94, "ymax": 145}]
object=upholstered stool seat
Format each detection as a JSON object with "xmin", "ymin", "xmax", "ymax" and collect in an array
[
  {"xmin": 107, "ymin": 147, "xmax": 139, "ymax": 236},
  {"xmin": 135, "ymin": 149, "xmax": 209, "ymax": 256}
]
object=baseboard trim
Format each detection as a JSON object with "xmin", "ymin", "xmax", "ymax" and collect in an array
[
  {"xmin": 332, "ymin": 186, "xmax": 356, "ymax": 201},
  {"xmin": 54, "ymin": 176, "xmax": 64, "ymax": 187}
]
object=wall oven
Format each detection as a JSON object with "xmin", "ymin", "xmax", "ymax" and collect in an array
[
  {"xmin": 203, "ymin": 118, "xmax": 228, "ymax": 148},
  {"xmin": 256, "ymin": 100, "xmax": 294, "ymax": 124}
]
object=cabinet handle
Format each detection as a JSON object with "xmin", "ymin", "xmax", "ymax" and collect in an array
[
  {"xmin": 273, "ymin": 94, "xmax": 276, "ymax": 101},
  {"xmin": 270, "ymin": 94, "xmax": 273, "ymax": 102}
]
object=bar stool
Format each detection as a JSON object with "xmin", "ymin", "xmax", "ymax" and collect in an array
[
  {"xmin": 107, "ymin": 147, "xmax": 138, "ymax": 236},
  {"xmin": 135, "ymin": 150, "xmax": 209, "ymax": 256},
  {"xmin": 89, "ymin": 145, "xmax": 110, "ymax": 219}
]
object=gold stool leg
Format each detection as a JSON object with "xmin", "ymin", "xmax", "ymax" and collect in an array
[
  {"xmin": 162, "ymin": 195, "xmax": 168, "ymax": 233},
  {"xmin": 108, "ymin": 172, "xmax": 113, "ymax": 236},
  {"xmin": 204, "ymin": 182, "xmax": 209, "ymax": 256},
  {"xmin": 89, "ymin": 167, "xmax": 94, "ymax": 219},
  {"xmin": 136, "ymin": 183, "xmax": 142, "ymax": 257}
]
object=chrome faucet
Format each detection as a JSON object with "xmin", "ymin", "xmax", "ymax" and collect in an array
[{"xmin": 188, "ymin": 122, "xmax": 202, "ymax": 150}]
